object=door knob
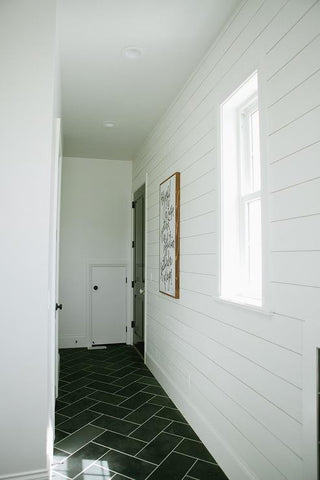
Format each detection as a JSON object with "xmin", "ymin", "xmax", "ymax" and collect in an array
[
  {"xmin": 93, "ymin": 285, "xmax": 98, "ymax": 290},
  {"xmin": 56, "ymin": 303, "xmax": 62, "ymax": 311},
  {"xmin": 139, "ymin": 288, "xmax": 144, "ymax": 294}
]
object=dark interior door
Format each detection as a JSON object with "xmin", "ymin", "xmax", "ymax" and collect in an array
[{"xmin": 133, "ymin": 184, "xmax": 145, "ymax": 356}]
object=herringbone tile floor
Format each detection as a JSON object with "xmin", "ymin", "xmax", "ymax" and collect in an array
[{"xmin": 52, "ymin": 345, "xmax": 228, "ymax": 480}]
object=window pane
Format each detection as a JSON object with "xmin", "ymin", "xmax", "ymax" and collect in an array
[
  {"xmin": 247, "ymin": 198, "xmax": 262, "ymax": 299},
  {"xmin": 250, "ymin": 109, "xmax": 261, "ymax": 192}
]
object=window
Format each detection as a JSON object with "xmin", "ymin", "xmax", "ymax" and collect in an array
[{"xmin": 220, "ymin": 72, "xmax": 262, "ymax": 307}]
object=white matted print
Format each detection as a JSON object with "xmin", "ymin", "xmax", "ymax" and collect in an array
[{"xmin": 159, "ymin": 172, "xmax": 180, "ymax": 298}]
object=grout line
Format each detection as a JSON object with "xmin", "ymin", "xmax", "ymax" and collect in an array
[
  {"xmin": 92, "ymin": 442, "xmax": 158, "ymax": 467},
  {"xmin": 127, "ymin": 411, "xmax": 173, "ymax": 440},
  {"xmin": 54, "ymin": 424, "xmax": 106, "ymax": 456},
  {"xmin": 143, "ymin": 436, "xmax": 186, "ymax": 480},
  {"xmin": 181, "ymin": 459, "xmax": 198, "ymax": 480}
]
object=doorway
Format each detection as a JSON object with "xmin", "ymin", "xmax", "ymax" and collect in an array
[{"xmin": 133, "ymin": 184, "xmax": 145, "ymax": 357}]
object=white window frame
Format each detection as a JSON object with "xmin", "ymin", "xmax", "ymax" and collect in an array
[
  {"xmin": 219, "ymin": 71, "xmax": 264, "ymax": 309},
  {"xmin": 238, "ymin": 97, "xmax": 262, "ymax": 303}
]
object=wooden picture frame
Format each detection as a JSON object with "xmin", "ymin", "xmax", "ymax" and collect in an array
[{"xmin": 159, "ymin": 172, "xmax": 180, "ymax": 298}]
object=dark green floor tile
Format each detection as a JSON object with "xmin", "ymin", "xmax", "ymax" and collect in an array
[
  {"xmin": 142, "ymin": 385, "xmax": 168, "ymax": 397},
  {"xmin": 58, "ymin": 410, "xmax": 102, "ymax": 434},
  {"xmin": 62, "ymin": 370, "xmax": 89, "ymax": 383},
  {"xmin": 89, "ymin": 381, "xmax": 120, "ymax": 394},
  {"xmin": 148, "ymin": 395, "xmax": 176, "ymax": 408},
  {"xmin": 137, "ymin": 432, "xmax": 182, "ymax": 465},
  {"xmin": 59, "ymin": 380, "xmax": 69, "ymax": 388},
  {"xmin": 99, "ymin": 450, "xmax": 155, "ymax": 480},
  {"xmin": 88, "ymin": 390, "xmax": 127, "ymax": 406},
  {"xmin": 111, "ymin": 366, "xmax": 138, "ymax": 378},
  {"xmin": 137, "ymin": 377, "xmax": 160, "ymax": 386},
  {"xmin": 56, "ymin": 400, "xmax": 70, "ymax": 411},
  {"xmin": 124, "ymin": 404, "xmax": 162, "ymax": 424},
  {"xmin": 164, "ymin": 422, "xmax": 200, "ymax": 441},
  {"xmin": 116, "ymin": 382, "xmax": 145, "ymax": 398},
  {"xmin": 90, "ymin": 401, "xmax": 132, "ymax": 419},
  {"xmin": 133, "ymin": 368, "xmax": 153, "ymax": 377},
  {"xmin": 55, "ymin": 424, "xmax": 104, "ymax": 454},
  {"xmin": 129, "ymin": 416, "xmax": 170, "ymax": 442},
  {"xmin": 156, "ymin": 407, "xmax": 187, "ymax": 424},
  {"xmin": 147, "ymin": 452, "xmax": 195, "ymax": 480},
  {"xmin": 59, "ymin": 387, "xmax": 96, "ymax": 404},
  {"xmin": 54, "ymin": 429, "xmax": 70, "ymax": 444},
  {"xmin": 119, "ymin": 392, "xmax": 154, "ymax": 410},
  {"xmin": 56, "ymin": 412, "xmax": 71, "ymax": 426},
  {"xmin": 189, "ymin": 460, "xmax": 228, "ymax": 479},
  {"xmin": 112, "ymin": 475, "xmax": 132, "ymax": 480},
  {"xmin": 75, "ymin": 463, "xmax": 114, "ymax": 480},
  {"xmin": 94, "ymin": 430, "xmax": 146, "ymax": 455},
  {"xmin": 58, "ymin": 398, "xmax": 98, "ymax": 417},
  {"xmin": 91, "ymin": 414, "xmax": 139, "ymax": 435},
  {"xmin": 85, "ymin": 366, "xmax": 117, "ymax": 375},
  {"xmin": 62, "ymin": 377, "xmax": 94, "ymax": 392},
  {"xmin": 111, "ymin": 373, "xmax": 142, "ymax": 387},
  {"xmin": 175, "ymin": 439, "xmax": 215, "ymax": 463},
  {"xmin": 53, "ymin": 448, "xmax": 69, "ymax": 466},
  {"xmin": 53, "ymin": 442, "xmax": 108, "ymax": 479},
  {"xmin": 87, "ymin": 373, "xmax": 118, "ymax": 383}
]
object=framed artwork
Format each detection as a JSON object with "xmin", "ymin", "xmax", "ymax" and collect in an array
[{"xmin": 159, "ymin": 172, "xmax": 180, "ymax": 298}]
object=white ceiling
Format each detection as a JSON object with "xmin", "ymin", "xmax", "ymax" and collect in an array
[{"xmin": 58, "ymin": 0, "xmax": 241, "ymax": 160}]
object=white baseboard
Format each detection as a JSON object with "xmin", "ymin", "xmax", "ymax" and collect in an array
[
  {"xmin": 58, "ymin": 335, "xmax": 88, "ymax": 348},
  {"xmin": 0, "ymin": 469, "xmax": 48, "ymax": 480},
  {"xmin": 146, "ymin": 353, "xmax": 257, "ymax": 480}
]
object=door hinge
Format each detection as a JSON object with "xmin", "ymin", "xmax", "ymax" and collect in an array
[
  {"xmin": 131, "ymin": 321, "xmax": 135, "ymax": 328},
  {"xmin": 131, "ymin": 281, "xmax": 134, "ymax": 288},
  {"xmin": 126, "ymin": 326, "xmax": 127, "ymax": 332},
  {"xmin": 132, "ymin": 240, "xmax": 135, "ymax": 248},
  {"xmin": 125, "ymin": 277, "xmax": 127, "ymax": 283},
  {"xmin": 132, "ymin": 201, "xmax": 135, "ymax": 208}
]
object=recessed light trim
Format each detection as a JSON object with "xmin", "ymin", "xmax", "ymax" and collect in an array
[
  {"xmin": 123, "ymin": 46, "xmax": 142, "ymax": 59},
  {"xmin": 103, "ymin": 121, "xmax": 116, "ymax": 128}
]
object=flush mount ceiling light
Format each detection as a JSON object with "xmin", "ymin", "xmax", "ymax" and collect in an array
[
  {"xmin": 122, "ymin": 46, "xmax": 142, "ymax": 59},
  {"xmin": 103, "ymin": 121, "xmax": 116, "ymax": 128}
]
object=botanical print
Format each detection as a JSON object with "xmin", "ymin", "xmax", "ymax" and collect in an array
[{"xmin": 159, "ymin": 173, "xmax": 179, "ymax": 297}]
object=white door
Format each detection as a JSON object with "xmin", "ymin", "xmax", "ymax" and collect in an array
[
  {"xmin": 91, "ymin": 265, "xmax": 127, "ymax": 345},
  {"xmin": 53, "ymin": 119, "xmax": 62, "ymax": 398}
]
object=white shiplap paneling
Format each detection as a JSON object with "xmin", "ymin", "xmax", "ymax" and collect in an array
[{"xmin": 133, "ymin": 1, "xmax": 320, "ymax": 479}]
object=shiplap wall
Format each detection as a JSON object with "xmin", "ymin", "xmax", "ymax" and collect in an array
[{"xmin": 132, "ymin": 1, "xmax": 320, "ymax": 479}]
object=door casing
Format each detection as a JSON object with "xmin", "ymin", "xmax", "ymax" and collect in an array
[{"xmin": 132, "ymin": 182, "xmax": 146, "ymax": 358}]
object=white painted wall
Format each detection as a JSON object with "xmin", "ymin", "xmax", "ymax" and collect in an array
[
  {"xmin": 0, "ymin": 0, "xmax": 57, "ymax": 478},
  {"xmin": 59, "ymin": 157, "xmax": 132, "ymax": 347},
  {"xmin": 133, "ymin": 1, "xmax": 320, "ymax": 479}
]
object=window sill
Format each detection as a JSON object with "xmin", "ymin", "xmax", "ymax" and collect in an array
[{"xmin": 214, "ymin": 296, "xmax": 273, "ymax": 317}]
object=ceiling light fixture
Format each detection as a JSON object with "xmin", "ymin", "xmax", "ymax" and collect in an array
[
  {"xmin": 103, "ymin": 121, "xmax": 116, "ymax": 128},
  {"xmin": 122, "ymin": 46, "xmax": 142, "ymax": 59}
]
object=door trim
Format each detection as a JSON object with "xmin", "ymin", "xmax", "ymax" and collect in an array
[
  {"xmin": 132, "ymin": 173, "xmax": 148, "ymax": 362},
  {"xmin": 88, "ymin": 261, "xmax": 129, "ymax": 346}
]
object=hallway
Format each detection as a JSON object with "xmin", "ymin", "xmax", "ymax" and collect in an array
[{"xmin": 53, "ymin": 346, "xmax": 227, "ymax": 479}]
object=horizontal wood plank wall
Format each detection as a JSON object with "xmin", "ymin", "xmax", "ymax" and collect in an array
[{"xmin": 133, "ymin": 1, "xmax": 320, "ymax": 479}]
